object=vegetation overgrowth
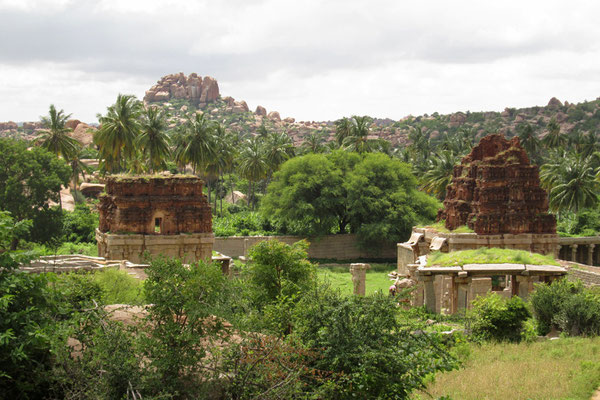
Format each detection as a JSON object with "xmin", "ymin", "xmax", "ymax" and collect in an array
[{"xmin": 427, "ymin": 248, "xmax": 559, "ymax": 266}]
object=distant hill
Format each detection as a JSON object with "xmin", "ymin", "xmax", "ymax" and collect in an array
[{"xmin": 3, "ymin": 72, "xmax": 600, "ymax": 149}]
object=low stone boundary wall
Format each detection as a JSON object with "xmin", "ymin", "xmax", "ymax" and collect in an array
[
  {"xmin": 568, "ymin": 268, "xmax": 600, "ymax": 286},
  {"xmin": 213, "ymin": 234, "xmax": 396, "ymax": 260}
]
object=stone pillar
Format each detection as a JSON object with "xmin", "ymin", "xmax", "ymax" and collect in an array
[
  {"xmin": 422, "ymin": 275, "xmax": 436, "ymax": 313},
  {"xmin": 588, "ymin": 244, "xmax": 595, "ymax": 266},
  {"xmin": 571, "ymin": 245, "xmax": 578, "ymax": 263},
  {"xmin": 243, "ymin": 238, "xmax": 249, "ymax": 258},
  {"xmin": 516, "ymin": 275, "xmax": 533, "ymax": 300},
  {"xmin": 349, "ymin": 263, "xmax": 370, "ymax": 296}
]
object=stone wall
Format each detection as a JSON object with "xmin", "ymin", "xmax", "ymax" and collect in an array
[
  {"xmin": 96, "ymin": 230, "xmax": 214, "ymax": 263},
  {"xmin": 213, "ymin": 234, "xmax": 396, "ymax": 260},
  {"xmin": 568, "ymin": 268, "xmax": 600, "ymax": 286}
]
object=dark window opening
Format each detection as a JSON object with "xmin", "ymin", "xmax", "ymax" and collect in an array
[{"xmin": 155, "ymin": 218, "xmax": 162, "ymax": 233}]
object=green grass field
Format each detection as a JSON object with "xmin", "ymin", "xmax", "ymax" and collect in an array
[
  {"xmin": 418, "ymin": 337, "xmax": 600, "ymax": 400},
  {"xmin": 316, "ymin": 263, "xmax": 394, "ymax": 296}
]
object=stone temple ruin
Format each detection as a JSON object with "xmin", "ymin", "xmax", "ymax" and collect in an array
[
  {"xmin": 96, "ymin": 176, "xmax": 214, "ymax": 263},
  {"xmin": 397, "ymin": 134, "xmax": 567, "ymax": 313}
]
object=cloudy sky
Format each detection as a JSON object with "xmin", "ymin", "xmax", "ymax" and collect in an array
[{"xmin": 1, "ymin": 0, "xmax": 600, "ymax": 123}]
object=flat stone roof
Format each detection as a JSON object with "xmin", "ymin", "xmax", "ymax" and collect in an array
[{"xmin": 417, "ymin": 263, "xmax": 567, "ymax": 277}]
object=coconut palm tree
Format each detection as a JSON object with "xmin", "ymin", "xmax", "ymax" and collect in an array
[
  {"xmin": 540, "ymin": 151, "xmax": 599, "ymax": 214},
  {"xmin": 68, "ymin": 146, "xmax": 91, "ymax": 194},
  {"xmin": 517, "ymin": 123, "xmax": 541, "ymax": 164},
  {"xmin": 421, "ymin": 151, "xmax": 460, "ymax": 200},
  {"xmin": 342, "ymin": 115, "xmax": 374, "ymax": 153},
  {"xmin": 542, "ymin": 117, "xmax": 566, "ymax": 150},
  {"xmin": 334, "ymin": 117, "xmax": 352, "ymax": 147},
  {"xmin": 300, "ymin": 132, "xmax": 326, "ymax": 154},
  {"xmin": 138, "ymin": 106, "xmax": 171, "ymax": 173},
  {"xmin": 265, "ymin": 131, "xmax": 295, "ymax": 182},
  {"xmin": 239, "ymin": 136, "xmax": 267, "ymax": 210},
  {"xmin": 38, "ymin": 104, "xmax": 80, "ymax": 160},
  {"xmin": 94, "ymin": 94, "xmax": 142, "ymax": 173}
]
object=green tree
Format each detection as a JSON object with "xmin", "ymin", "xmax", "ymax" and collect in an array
[
  {"xmin": 540, "ymin": 151, "xmax": 598, "ymax": 214},
  {"xmin": 341, "ymin": 115, "xmax": 374, "ymax": 153},
  {"xmin": 0, "ymin": 139, "xmax": 70, "ymax": 247},
  {"xmin": 542, "ymin": 117, "xmax": 566, "ymax": 149},
  {"xmin": 137, "ymin": 106, "xmax": 171, "ymax": 173},
  {"xmin": 300, "ymin": 131, "xmax": 326, "ymax": 154},
  {"xmin": 239, "ymin": 136, "xmax": 267, "ymax": 210},
  {"xmin": 140, "ymin": 257, "xmax": 227, "ymax": 397},
  {"xmin": 334, "ymin": 117, "xmax": 352, "ymax": 146},
  {"xmin": 261, "ymin": 153, "xmax": 347, "ymax": 235},
  {"xmin": 517, "ymin": 123, "xmax": 541, "ymax": 164},
  {"xmin": 347, "ymin": 153, "xmax": 440, "ymax": 248},
  {"xmin": 421, "ymin": 150, "xmax": 460, "ymax": 200},
  {"xmin": 37, "ymin": 104, "xmax": 80, "ymax": 161},
  {"xmin": 246, "ymin": 239, "xmax": 316, "ymax": 306},
  {"xmin": 94, "ymin": 94, "xmax": 142, "ymax": 173}
]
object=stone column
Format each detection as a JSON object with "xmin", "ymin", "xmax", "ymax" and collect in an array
[
  {"xmin": 349, "ymin": 263, "xmax": 370, "ymax": 296},
  {"xmin": 588, "ymin": 244, "xmax": 595, "ymax": 266},
  {"xmin": 422, "ymin": 275, "xmax": 436, "ymax": 313},
  {"xmin": 571, "ymin": 245, "xmax": 578, "ymax": 263},
  {"xmin": 516, "ymin": 275, "xmax": 533, "ymax": 300}
]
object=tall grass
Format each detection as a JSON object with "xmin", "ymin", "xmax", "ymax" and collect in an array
[
  {"xmin": 427, "ymin": 247, "xmax": 558, "ymax": 267},
  {"xmin": 420, "ymin": 337, "xmax": 600, "ymax": 400},
  {"xmin": 317, "ymin": 263, "xmax": 393, "ymax": 296},
  {"xmin": 92, "ymin": 268, "xmax": 145, "ymax": 305}
]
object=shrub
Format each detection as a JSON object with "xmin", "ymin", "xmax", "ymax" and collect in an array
[
  {"xmin": 92, "ymin": 268, "xmax": 144, "ymax": 305},
  {"xmin": 245, "ymin": 239, "xmax": 316, "ymax": 307},
  {"xmin": 291, "ymin": 287, "xmax": 458, "ymax": 398},
  {"xmin": 469, "ymin": 293, "xmax": 531, "ymax": 342},
  {"xmin": 62, "ymin": 203, "xmax": 99, "ymax": 243},
  {"xmin": 530, "ymin": 278, "xmax": 583, "ymax": 335},
  {"xmin": 554, "ymin": 291, "xmax": 600, "ymax": 336}
]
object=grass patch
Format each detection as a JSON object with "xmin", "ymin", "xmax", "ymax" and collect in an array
[
  {"xmin": 30, "ymin": 241, "xmax": 98, "ymax": 257},
  {"xmin": 92, "ymin": 268, "xmax": 145, "ymax": 305},
  {"xmin": 317, "ymin": 263, "xmax": 393, "ymax": 296},
  {"xmin": 419, "ymin": 337, "xmax": 600, "ymax": 400},
  {"xmin": 427, "ymin": 248, "xmax": 558, "ymax": 267},
  {"xmin": 419, "ymin": 220, "xmax": 474, "ymax": 233}
]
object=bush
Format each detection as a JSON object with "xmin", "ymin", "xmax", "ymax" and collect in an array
[
  {"xmin": 291, "ymin": 287, "xmax": 458, "ymax": 398},
  {"xmin": 530, "ymin": 278, "xmax": 583, "ymax": 335},
  {"xmin": 92, "ymin": 268, "xmax": 144, "ymax": 305},
  {"xmin": 62, "ymin": 203, "xmax": 98, "ymax": 243},
  {"xmin": 555, "ymin": 291, "xmax": 600, "ymax": 336},
  {"xmin": 469, "ymin": 293, "xmax": 531, "ymax": 342}
]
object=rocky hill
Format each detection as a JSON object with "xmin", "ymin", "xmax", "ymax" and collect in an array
[{"xmin": 3, "ymin": 72, "xmax": 600, "ymax": 149}]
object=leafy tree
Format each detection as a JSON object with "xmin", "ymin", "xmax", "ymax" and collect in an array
[
  {"xmin": 94, "ymin": 94, "xmax": 142, "ymax": 173},
  {"xmin": 0, "ymin": 139, "xmax": 70, "ymax": 247},
  {"xmin": 140, "ymin": 257, "xmax": 228, "ymax": 397},
  {"xmin": 261, "ymin": 153, "xmax": 346, "ymax": 235},
  {"xmin": 246, "ymin": 239, "xmax": 316, "ymax": 306},
  {"xmin": 292, "ymin": 288, "xmax": 458, "ymax": 399},
  {"xmin": 62, "ymin": 204, "xmax": 99, "ymax": 243},
  {"xmin": 346, "ymin": 153, "xmax": 440, "ymax": 248},
  {"xmin": 137, "ymin": 105, "xmax": 171, "ymax": 173},
  {"xmin": 37, "ymin": 104, "xmax": 80, "ymax": 161}
]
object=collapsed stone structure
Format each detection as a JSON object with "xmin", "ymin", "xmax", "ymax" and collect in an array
[
  {"xmin": 96, "ymin": 176, "xmax": 214, "ymax": 263},
  {"xmin": 398, "ymin": 134, "xmax": 563, "ymax": 313},
  {"xmin": 438, "ymin": 134, "xmax": 556, "ymax": 234}
]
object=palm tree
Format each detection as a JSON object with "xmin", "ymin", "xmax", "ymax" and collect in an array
[
  {"xmin": 421, "ymin": 151, "xmax": 460, "ymax": 200},
  {"xmin": 176, "ymin": 112, "xmax": 217, "ymax": 201},
  {"xmin": 94, "ymin": 94, "xmax": 142, "ymax": 173},
  {"xmin": 334, "ymin": 117, "xmax": 352, "ymax": 147},
  {"xmin": 342, "ymin": 115, "xmax": 373, "ymax": 153},
  {"xmin": 138, "ymin": 106, "xmax": 171, "ymax": 173},
  {"xmin": 68, "ymin": 147, "xmax": 91, "ymax": 194},
  {"xmin": 239, "ymin": 136, "xmax": 267, "ymax": 210},
  {"xmin": 265, "ymin": 131, "xmax": 295, "ymax": 182},
  {"xmin": 540, "ymin": 151, "xmax": 598, "ymax": 214},
  {"xmin": 300, "ymin": 132, "xmax": 326, "ymax": 154},
  {"xmin": 542, "ymin": 117, "xmax": 566, "ymax": 150},
  {"xmin": 517, "ymin": 124, "xmax": 541, "ymax": 164},
  {"xmin": 38, "ymin": 104, "xmax": 80, "ymax": 160}
]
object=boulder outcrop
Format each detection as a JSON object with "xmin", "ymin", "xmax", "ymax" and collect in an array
[
  {"xmin": 144, "ymin": 72, "xmax": 220, "ymax": 107},
  {"xmin": 438, "ymin": 134, "xmax": 556, "ymax": 234}
]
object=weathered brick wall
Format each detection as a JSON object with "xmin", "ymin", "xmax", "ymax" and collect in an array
[
  {"xmin": 568, "ymin": 268, "xmax": 600, "ymax": 286},
  {"xmin": 214, "ymin": 234, "xmax": 396, "ymax": 260}
]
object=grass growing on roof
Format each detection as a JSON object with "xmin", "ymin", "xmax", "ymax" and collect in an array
[
  {"xmin": 419, "ymin": 220, "xmax": 474, "ymax": 233},
  {"xmin": 427, "ymin": 247, "xmax": 558, "ymax": 267}
]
